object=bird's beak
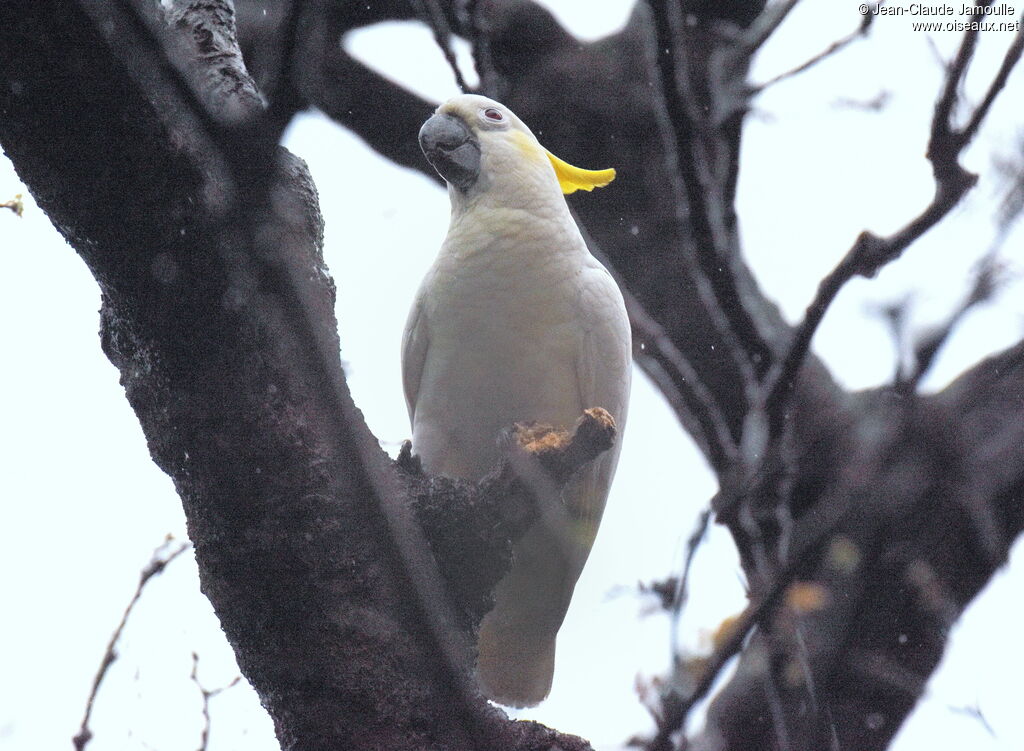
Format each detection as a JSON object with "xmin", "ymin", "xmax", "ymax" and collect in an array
[{"xmin": 419, "ymin": 113, "xmax": 481, "ymax": 191}]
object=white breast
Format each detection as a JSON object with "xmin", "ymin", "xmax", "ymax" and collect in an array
[{"xmin": 412, "ymin": 207, "xmax": 592, "ymax": 480}]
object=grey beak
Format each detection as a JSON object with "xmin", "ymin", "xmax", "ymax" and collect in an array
[{"xmin": 419, "ymin": 113, "xmax": 481, "ymax": 191}]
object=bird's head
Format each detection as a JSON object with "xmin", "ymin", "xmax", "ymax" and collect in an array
[{"xmin": 418, "ymin": 94, "xmax": 614, "ymax": 206}]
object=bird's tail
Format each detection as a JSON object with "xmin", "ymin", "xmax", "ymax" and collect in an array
[
  {"xmin": 473, "ymin": 478, "xmax": 596, "ymax": 708},
  {"xmin": 475, "ymin": 614, "xmax": 557, "ymax": 708}
]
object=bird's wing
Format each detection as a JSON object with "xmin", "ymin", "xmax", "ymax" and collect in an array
[
  {"xmin": 570, "ymin": 261, "xmax": 632, "ymax": 536},
  {"xmin": 401, "ymin": 285, "xmax": 430, "ymax": 422}
]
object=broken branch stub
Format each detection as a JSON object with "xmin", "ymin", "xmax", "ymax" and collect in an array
[
  {"xmin": 406, "ymin": 408, "xmax": 618, "ymax": 630},
  {"xmin": 510, "ymin": 407, "xmax": 618, "ymax": 486}
]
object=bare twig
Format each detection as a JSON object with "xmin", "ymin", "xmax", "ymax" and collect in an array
[
  {"xmin": 762, "ymin": 231, "xmax": 885, "ymax": 434},
  {"xmin": 573, "ymin": 214, "xmax": 740, "ymax": 469},
  {"xmin": 931, "ymin": 0, "xmax": 995, "ymax": 148},
  {"xmin": 189, "ymin": 652, "xmax": 243, "ymax": 751},
  {"xmin": 994, "ymin": 134, "xmax": 1024, "ymax": 231},
  {"xmin": 762, "ymin": 662, "xmax": 792, "ymax": 751},
  {"xmin": 739, "ymin": 0, "xmax": 802, "ymax": 54},
  {"xmin": 792, "ymin": 622, "xmax": 842, "ymax": 751},
  {"xmin": 669, "ymin": 509, "xmax": 713, "ymax": 659},
  {"xmin": 461, "ymin": 0, "xmax": 499, "ymax": 96},
  {"xmin": 417, "ymin": 0, "xmax": 470, "ymax": 92},
  {"xmin": 514, "ymin": 407, "xmax": 618, "ymax": 486},
  {"xmin": 73, "ymin": 537, "xmax": 191, "ymax": 751},
  {"xmin": 755, "ymin": 9, "xmax": 874, "ymax": 91},
  {"xmin": 647, "ymin": 471, "xmax": 860, "ymax": 750},
  {"xmin": 833, "ymin": 89, "xmax": 891, "ymax": 111},
  {"xmin": 956, "ymin": 13, "xmax": 1024, "ymax": 148},
  {"xmin": 903, "ymin": 256, "xmax": 1003, "ymax": 390},
  {"xmin": 629, "ymin": 301, "xmax": 740, "ymax": 471},
  {"xmin": 949, "ymin": 703, "xmax": 997, "ymax": 738}
]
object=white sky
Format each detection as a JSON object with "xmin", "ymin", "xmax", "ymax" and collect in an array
[{"xmin": 2, "ymin": 2, "xmax": 1023, "ymax": 750}]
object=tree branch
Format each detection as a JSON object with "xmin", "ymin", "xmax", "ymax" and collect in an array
[
  {"xmin": 646, "ymin": 0, "xmax": 771, "ymax": 397},
  {"xmin": 761, "ymin": 3, "xmax": 1022, "ymax": 437},
  {"xmin": 417, "ymin": 0, "xmax": 471, "ymax": 91},
  {"xmin": 73, "ymin": 539, "xmax": 190, "ymax": 751},
  {"xmin": 754, "ymin": 9, "xmax": 874, "ymax": 91}
]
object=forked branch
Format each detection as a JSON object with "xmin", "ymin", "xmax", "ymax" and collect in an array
[{"xmin": 764, "ymin": 7, "xmax": 1024, "ymax": 435}]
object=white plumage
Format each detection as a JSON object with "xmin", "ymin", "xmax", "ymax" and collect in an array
[{"xmin": 404, "ymin": 94, "xmax": 631, "ymax": 707}]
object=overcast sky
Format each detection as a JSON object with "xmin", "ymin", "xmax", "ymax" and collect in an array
[{"xmin": 2, "ymin": 2, "xmax": 1023, "ymax": 750}]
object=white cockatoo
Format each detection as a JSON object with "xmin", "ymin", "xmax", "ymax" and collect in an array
[{"xmin": 403, "ymin": 94, "xmax": 631, "ymax": 707}]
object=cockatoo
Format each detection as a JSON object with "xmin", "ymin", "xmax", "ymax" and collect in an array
[{"xmin": 403, "ymin": 94, "xmax": 632, "ymax": 707}]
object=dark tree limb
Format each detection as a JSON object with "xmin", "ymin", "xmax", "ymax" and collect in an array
[
  {"xmin": 292, "ymin": 18, "xmax": 439, "ymax": 177},
  {"xmin": 690, "ymin": 341, "xmax": 1024, "ymax": 751},
  {"xmin": 646, "ymin": 0, "xmax": 771, "ymax": 399},
  {"xmin": 416, "ymin": 0, "xmax": 471, "ymax": 91}
]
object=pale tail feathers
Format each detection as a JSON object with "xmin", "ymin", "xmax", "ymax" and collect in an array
[
  {"xmin": 476, "ymin": 617, "xmax": 557, "ymax": 708},
  {"xmin": 475, "ymin": 516, "xmax": 566, "ymax": 707},
  {"xmin": 474, "ymin": 467, "xmax": 608, "ymax": 707}
]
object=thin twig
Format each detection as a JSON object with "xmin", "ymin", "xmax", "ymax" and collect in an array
[
  {"xmin": 189, "ymin": 652, "xmax": 243, "ymax": 751},
  {"xmin": 792, "ymin": 622, "xmax": 842, "ymax": 751},
  {"xmin": 629, "ymin": 301, "xmax": 740, "ymax": 471},
  {"xmin": 957, "ymin": 14, "xmax": 1024, "ymax": 148},
  {"xmin": 903, "ymin": 255, "xmax": 1003, "ymax": 390},
  {"xmin": 755, "ymin": 10, "xmax": 874, "ymax": 91},
  {"xmin": 762, "ymin": 661, "xmax": 792, "ymax": 751},
  {"xmin": 574, "ymin": 214, "xmax": 739, "ymax": 469},
  {"xmin": 417, "ymin": 0, "xmax": 469, "ymax": 92},
  {"xmin": 647, "ymin": 472, "xmax": 859, "ymax": 750},
  {"xmin": 73, "ymin": 538, "xmax": 191, "ymax": 751},
  {"xmin": 930, "ymin": 0, "xmax": 994, "ymax": 150},
  {"xmin": 762, "ymin": 232, "xmax": 880, "ymax": 435},
  {"xmin": 462, "ymin": 0, "xmax": 499, "ymax": 96},
  {"xmin": 669, "ymin": 509, "xmax": 713, "ymax": 659},
  {"xmin": 948, "ymin": 703, "xmax": 997, "ymax": 738}
]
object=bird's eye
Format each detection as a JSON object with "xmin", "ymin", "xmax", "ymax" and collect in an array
[{"xmin": 482, "ymin": 107, "xmax": 504, "ymax": 122}]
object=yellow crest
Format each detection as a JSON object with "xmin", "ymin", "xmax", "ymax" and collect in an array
[{"xmin": 545, "ymin": 150, "xmax": 616, "ymax": 195}]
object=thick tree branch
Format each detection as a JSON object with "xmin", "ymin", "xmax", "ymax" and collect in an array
[
  {"xmin": 692, "ymin": 342, "xmax": 1024, "ymax": 751},
  {"xmin": 292, "ymin": 9, "xmax": 439, "ymax": 178},
  {"xmin": 646, "ymin": 0, "xmax": 770, "ymax": 397}
]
